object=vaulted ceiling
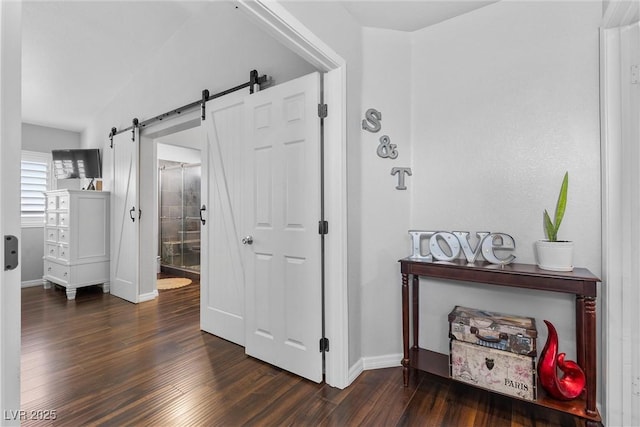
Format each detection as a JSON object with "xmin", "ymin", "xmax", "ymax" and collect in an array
[
  {"xmin": 22, "ymin": 1, "xmax": 499, "ymax": 133},
  {"xmin": 22, "ymin": 1, "xmax": 212, "ymax": 132},
  {"xmin": 341, "ymin": 1, "xmax": 498, "ymax": 32}
]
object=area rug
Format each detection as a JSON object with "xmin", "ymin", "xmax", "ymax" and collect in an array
[{"xmin": 157, "ymin": 277, "xmax": 192, "ymax": 290}]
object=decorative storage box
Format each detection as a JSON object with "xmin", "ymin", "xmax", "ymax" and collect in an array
[
  {"xmin": 450, "ymin": 340, "xmax": 537, "ymax": 400},
  {"xmin": 448, "ymin": 306, "xmax": 537, "ymax": 356}
]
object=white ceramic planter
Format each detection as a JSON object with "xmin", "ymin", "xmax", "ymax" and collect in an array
[{"xmin": 535, "ymin": 240, "xmax": 574, "ymax": 272}]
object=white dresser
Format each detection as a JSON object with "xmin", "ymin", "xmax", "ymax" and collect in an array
[{"xmin": 43, "ymin": 189, "xmax": 110, "ymax": 300}]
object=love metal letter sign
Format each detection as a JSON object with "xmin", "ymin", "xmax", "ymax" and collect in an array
[{"xmin": 408, "ymin": 230, "xmax": 516, "ymax": 265}]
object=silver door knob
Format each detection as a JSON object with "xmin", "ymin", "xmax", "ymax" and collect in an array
[{"xmin": 242, "ymin": 235, "xmax": 254, "ymax": 245}]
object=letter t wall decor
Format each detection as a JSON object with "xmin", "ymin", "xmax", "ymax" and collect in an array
[{"xmin": 361, "ymin": 107, "xmax": 412, "ymax": 190}]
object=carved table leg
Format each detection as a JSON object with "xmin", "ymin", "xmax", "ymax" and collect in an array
[
  {"xmin": 584, "ymin": 297, "xmax": 597, "ymax": 418},
  {"xmin": 402, "ymin": 273, "xmax": 410, "ymax": 386},
  {"xmin": 575, "ymin": 296, "xmax": 585, "ymax": 371},
  {"xmin": 412, "ymin": 275, "xmax": 419, "ymax": 351}
]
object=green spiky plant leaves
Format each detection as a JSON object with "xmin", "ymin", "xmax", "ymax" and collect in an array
[{"xmin": 543, "ymin": 172, "xmax": 568, "ymax": 242}]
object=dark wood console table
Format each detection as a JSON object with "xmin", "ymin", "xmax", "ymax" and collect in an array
[{"xmin": 400, "ymin": 258, "xmax": 601, "ymax": 424}]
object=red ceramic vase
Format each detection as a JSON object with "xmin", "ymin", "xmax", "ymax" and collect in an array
[{"xmin": 538, "ymin": 320, "xmax": 586, "ymax": 400}]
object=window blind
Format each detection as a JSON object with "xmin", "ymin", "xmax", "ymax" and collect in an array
[{"xmin": 21, "ymin": 151, "xmax": 53, "ymax": 227}]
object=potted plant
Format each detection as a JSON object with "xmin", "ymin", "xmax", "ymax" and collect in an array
[{"xmin": 535, "ymin": 172, "xmax": 574, "ymax": 271}]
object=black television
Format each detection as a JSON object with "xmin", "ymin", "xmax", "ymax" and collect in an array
[{"xmin": 52, "ymin": 149, "xmax": 102, "ymax": 179}]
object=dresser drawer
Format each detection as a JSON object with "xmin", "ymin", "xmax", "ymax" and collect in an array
[
  {"xmin": 45, "ymin": 243, "xmax": 59, "ymax": 259},
  {"xmin": 45, "ymin": 227, "xmax": 58, "ymax": 243},
  {"xmin": 44, "ymin": 260, "xmax": 70, "ymax": 285},
  {"xmin": 47, "ymin": 196, "xmax": 57, "ymax": 210},
  {"xmin": 46, "ymin": 213, "xmax": 58, "ymax": 226},
  {"xmin": 58, "ymin": 213, "xmax": 69, "ymax": 226},
  {"xmin": 57, "ymin": 245, "xmax": 69, "ymax": 261},
  {"xmin": 45, "ymin": 243, "xmax": 70, "ymax": 261},
  {"xmin": 58, "ymin": 195, "xmax": 69, "ymax": 211},
  {"xmin": 57, "ymin": 229, "xmax": 69, "ymax": 244}
]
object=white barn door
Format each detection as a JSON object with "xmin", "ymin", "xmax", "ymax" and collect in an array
[
  {"xmin": 200, "ymin": 92, "xmax": 247, "ymax": 345},
  {"xmin": 243, "ymin": 72, "xmax": 323, "ymax": 382},
  {"xmin": 110, "ymin": 130, "xmax": 140, "ymax": 303}
]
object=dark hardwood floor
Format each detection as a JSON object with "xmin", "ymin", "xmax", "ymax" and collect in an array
[{"xmin": 21, "ymin": 282, "xmax": 586, "ymax": 426}]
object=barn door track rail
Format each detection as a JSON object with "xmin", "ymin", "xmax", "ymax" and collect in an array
[{"xmin": 109, "ymin": 69, "xmax": 268, "ymax": 147}]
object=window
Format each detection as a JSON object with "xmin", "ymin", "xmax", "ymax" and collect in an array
[{"xmin": 21, "ymin": 150, "xmax": 54, "ymax": 227}]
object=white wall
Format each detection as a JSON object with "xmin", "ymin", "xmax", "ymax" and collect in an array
[
  {"xmin": 157, "ymin": 144, "xmax": 200, "ymax": 165},
  {"xmin": 359, "ymin": 27, "xmax": 411, "ymax": 361},
  {"xmin": 285, "ymin": 0, "xmax": 604, "ymax": 394},
  {"xmin": 157, "ymin": 126, "xmax": 202, "ymax": 158},
  {"xmin": 22, "ymin": 123, "xmax": 82, "ymax": 152},
  {"xmin": 21, "ymin": 124, "xmax": 81, "ymax": 284},
  {"xmin": 411, "ymin": 0, "xmax": 602, "ymax": 360}
]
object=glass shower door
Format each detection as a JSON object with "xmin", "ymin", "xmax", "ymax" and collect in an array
[
  {"xmin": 159, "ymin": 162, "xmax": 201, "ymax": 274},
  {"xmin": 182, "ymin": 164, "xmax": 201, "ymax": 271}
]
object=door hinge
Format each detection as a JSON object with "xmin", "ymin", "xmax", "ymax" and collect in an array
[
  {"xmin": 4, "ymin": 235, "xmax": 18, "ymax": 271},
  {"xmin": 318, "ymin": 103, "xmax": 328, "ymax": 119},
  {"xmin": 318, "ymin": 220, "xmax": 329, "ymax": 235},
  {"xmin": 632, "ymin": 65, "xmax": 639, "ymax": 84},
  {"xmin": 319, "ymin": 337, "xmax": 330, "ymax": 352}
]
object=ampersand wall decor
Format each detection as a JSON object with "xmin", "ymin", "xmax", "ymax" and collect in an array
[{"xmin": 377, "ymin": 135, "xmax": 398, "ymax": 159}]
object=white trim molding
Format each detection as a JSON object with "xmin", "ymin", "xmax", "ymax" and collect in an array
[
  {"xmin": 362, "ymin": 353, "xmax": 403, "ymax": 371},
  {"xmin": 235, "ymin": 0, "xmax": 344, "ymax": 72},
  {"xmin": 21, "ymin": 279, "xmax": 44, "ymax": 289},
  {"xmin": 138, "ymin": 290, "xmax": 159, "ymax": 303},
  {"xmin": 348, "ymin": 359, "xmax": 364, "ymax": 386},
  {"xmin": 600, "ymin": 20, "xmax": 640, "ymax": 426},
  {"xmin": 348, "ymin": 353, "xmax": 403, "ymax": 386}
]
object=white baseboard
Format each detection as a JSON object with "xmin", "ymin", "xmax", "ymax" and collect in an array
[
  {"xmin": 348, "ymin": 352, "xmax": 403, "ymax": 386},
  {"xmin": 138, "ymin": 290, "xmax": 159, "ymax": 303},
  {"xmin": 21, "ymin": 279, "xmax": 44, "ymax": 288},
  {"xmin": 363, "ymin": 353, "xmax": 403, "ymax": 370},
  {"xmin": 348, "ymin": 358, "xmax": 364, "ymax": 385}
]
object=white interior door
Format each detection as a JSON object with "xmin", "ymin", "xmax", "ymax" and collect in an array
[
  {"xmin": 110, "ymin": 129, "xmax": 139, "ymax": 303},
  {"xmin": 200, "ymin": 92, "xmax": 247, "ymax": 345},
  {"xmin": 244, "ymin": 72, "xmax": 323, "ymax": 382},
  {"xmin": 1, "ymin": 0, "xmax": 22, "ymax": 416}
]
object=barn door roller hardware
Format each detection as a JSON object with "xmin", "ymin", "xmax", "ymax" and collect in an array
[
  {"xmin": 109, "ymin": 69, "xmax": 269, "ymax": 140},
  {"xmin": 201, "ymin": 90, "xmax": 210, "ymax": 120},
  {"xmin": 131, "ymin": 118, "xmax": 139, "ymax": 142},
  {"xmin": 109, "ymin": 127, "xmax": 117, "ymax": 148},
  {"xmin": 200, "ymin": 70, "xmax": 267, "ymax": 120}
]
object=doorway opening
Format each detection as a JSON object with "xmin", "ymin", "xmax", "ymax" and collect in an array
[
  {"xmin": 157, "ymin": 157, "xmax": 202, "ymax": 280},
  {"xmin": 153, "ymin": 130, "xmax": 202, "ymax": 290}
]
